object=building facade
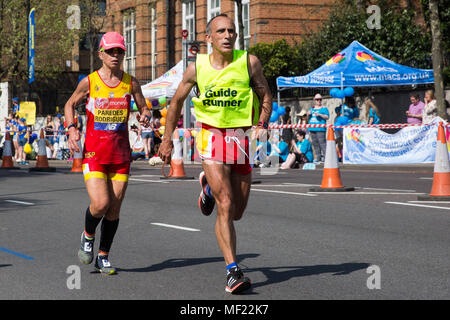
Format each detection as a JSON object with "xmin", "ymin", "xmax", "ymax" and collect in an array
[{"xmin": 79, "ymin": 0, "xmax": 424, "ymax": 85}]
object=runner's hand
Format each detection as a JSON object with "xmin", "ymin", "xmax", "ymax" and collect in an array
[
  {"xmin": 137, "ymin": 111, "xmax": 152, "ymax": 128},
  {"xmin": 252, "ymin": 126, "xmax": 268, "ymax": 141},
  {"xmin": 67, "ymin": 127, "xmax": 80, "ymax": 153},
  {"xmin": 158, "ymin": 139, "xmax": 173, "ymax": 164}
]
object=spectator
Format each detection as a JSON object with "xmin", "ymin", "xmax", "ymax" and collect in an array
[
  {"xmin": 406, "ymin": 93, "xmax": 425, "ymax": 124},
  {"xmin": 44, "ymin": 115, "xmax": 55, "ymax": 146},
  {"xmin": 253, "ymin": 137, "xmax": 271, "ymax": 167},
  {"xmin": 17, "ymin": 118, "xmax": 28, "ymax": 165},
  {"xmin": 268, "ymin": 131, "xmax": 289, "ymax": 167},
  {"xmin": 4, "ymin": 113, "xmax": 14, "ymax": 135},
  {"xmin": 422, "ymin": 89, "xmax": 437, "ymax": 124},
  {"xmin": 307, "ymin": 93, "xmax": 329, "ymax": 163},
  {"xmin": 296, "ymin": 111, "xmax": 310, "ymax": 141},
  {"xmin": 151, "ymin": 109, "xmax": 162, "ymax": 153},
  {"xmin": 12, "ymin": 97, "xmax": 20, "ymax": 115},
  {"xmin": 75, "ymin": 110, "xmax": 83, "ymax": 134},
  {"xmin": 341, "ymin": 96, "xmax": 360, "ymax": 122},
  {"xmin": 280, "ymin": 130, "xmax": 313, "ymax": 169},
  {"xmin": 334, "ymin": 106, "xmax": 348, "ymax": 160},
  {"xmin": 365, "ymin": 98, "xmax": 381, "ymax": 125},
  {"xmin": 10, "ymin": 115, "xmax": 20, "ymax": 161},
  {"xmin": 279, "ymin": 106, "xmax": 292, "ymax": 146},
  {"xmin": 281, "ymin": 106, "xmax": 292, "ymax": 125},
  {"xmin": 45, "ymin": 139, "xmax": 53, "ymax": 159},
  {"xmin": 140, "ymin": 113, "xmax": 154, "ymax": 160},
  {"xmin": 131, "ymin": 128, "xmax": 145, "ymax": 160},
  {"xmin": 53, "ymin": 114, "xmax": 66, "ymax": 159}
]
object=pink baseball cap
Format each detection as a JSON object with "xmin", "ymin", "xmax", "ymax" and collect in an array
[{"xmin": 99, "ymin": 32, "xmax": 126, "ymax": 51}]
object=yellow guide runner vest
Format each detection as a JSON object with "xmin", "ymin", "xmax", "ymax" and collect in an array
[{"xmin": 192, "ymin": 50, "xmax": 259, "ymax": 128}]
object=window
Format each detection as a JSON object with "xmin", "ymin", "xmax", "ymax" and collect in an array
[
  {"xmin": 182, "ymin": 0, "xmax": 195, "ymax": 41},
  {"xmin": 97, "ymin": 0, "xmax": 106, "ymax": 16},
  {"xmin": 123, "ymin": 9, "xmax": 136, "ymax": 76},
  {"xmin": 235, "ymin": 0, "xmax": 250, "ymax": 50},
  {"xmin": 207, "ymin": 0, "xmax": 220, "ymax": 52},
  {"xmin": 208, "ymin": 0, "xmax": 221, "ymax": 20},
  {"xmin": 79, "ymin": 33, "xmax": 104, "ymax": 51}
]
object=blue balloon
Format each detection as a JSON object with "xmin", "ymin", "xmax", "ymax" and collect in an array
[
  {"xmin": 270, "ymin": 110, "xmax": 279, "ymax": 122},
  {"xmin": 272, "ymin": 102, "xmax": 278, "ymax": 112},
  {"xmin": 277, "ymin": 106, "xmax": 286, "ymax": 116},
  {"xmin": 344, "ymin": 87, "xmax": 355, "ymax": 97},
  {"xmin": 336, "ymin": 89, "xmax": 345, "ymax": 99},
  {"xmin": 330, "ymin": 88, "xmax": 339, "ymax": 98}
]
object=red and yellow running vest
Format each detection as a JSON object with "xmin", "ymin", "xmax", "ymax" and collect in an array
[{"xmin": 84, "ymin": 71, "xmax": 132, "ymax": 164}]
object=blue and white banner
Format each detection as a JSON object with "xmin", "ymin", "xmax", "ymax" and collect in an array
[
  {"xmin": 343, "ymin": 123, "xmax": 440, "ymax": 164},
  {"xmin": 28, "ymin": 8, "xmax": 35, "ymax": 84}
]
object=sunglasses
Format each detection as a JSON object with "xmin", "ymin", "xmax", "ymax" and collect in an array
[
  {"xmin": 315, "ymin": 98, "xmax": 322, "ymax": 101},
  {"xmin": 102, "ymin": 48, "xmax": 125, "ymax": 55}
]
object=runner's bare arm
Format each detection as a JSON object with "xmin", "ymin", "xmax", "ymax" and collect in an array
[
  {"xmin": 249, "ymin": 54, "xmax": 272, "ymax": 125},
  {"xmin": 158, "ymin": 62, "xmax": 197, "ymax": 162},
  {"xmin": 64, "ymin": 77, "xmax": 89, "ymax": 153},
  {"xmin": 131, "ymin": 76, "xmax": 152, "ymax": 127}
]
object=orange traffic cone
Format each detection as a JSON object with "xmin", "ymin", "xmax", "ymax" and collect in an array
[
  {"xmin": 1, "ymin": 132, "xmax": 20, "ymax": 170},
  {"xmin": 309, "ymin": 126, "xmax": 354, "ymax": 192},
  {"xmin": 29, "ymin": 129, "xmax": 56, "ymax": 172},
  {"xmin": 68, "ymin": 140, "xmax": 83, "ymax": 173},
  {"xmin": 160, "ymin": 129, "xmax": 194, "ymax": 180},
  {"xmin": 418, "ymin": 122, "xmax": 450, "ymax": 200}
]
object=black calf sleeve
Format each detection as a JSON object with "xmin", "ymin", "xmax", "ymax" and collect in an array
[
  {"xmin": 85, "ymin": 206, "xmax": 102, "ymax": 236},
  {"xmin": 99, "ymin": 218, "xmax": 120, "ymax": 253}
]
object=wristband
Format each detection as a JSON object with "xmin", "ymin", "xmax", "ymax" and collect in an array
[
  {"xmin": 67, "ymin": 123, "xmax": 76, "ymax": 130},
  {"xmin": 257, "ymin": 121, "xmax": 268, "ymax": 129}
]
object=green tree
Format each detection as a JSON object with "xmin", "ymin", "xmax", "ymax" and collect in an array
[
  {"xmin": 248, "ymin": 39, "xmax": 305, "ymax": 94},
  {"xmin": 78, "ymin": 0, "xmax": 108, "ymax": 73},
  {"xmin": 301, "ymin": 0, "xmax": 432, "ymax": 74},
  {"xmin": 0, "ymin": 0, "xmax": 77, "ymax": 82},
  {"xmin": 420, "ymin": 0, "xmax": 449, "ymax": 85}
]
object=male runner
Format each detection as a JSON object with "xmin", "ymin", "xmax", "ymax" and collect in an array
[
  {"xmin": 65, "ymin": 32, "xmax": 151, "ymax": 275},
  {"xmin": 158, "ymin": 14, "xmax": 272, "ymax": 293}
]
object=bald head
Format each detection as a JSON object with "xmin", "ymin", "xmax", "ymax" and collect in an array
[{"xmin": 206, "ymin": 14, "xmax": 236, "ymax": 35}]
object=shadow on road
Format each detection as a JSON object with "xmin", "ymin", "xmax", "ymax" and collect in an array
[
  {"xmin": 0, "ymin": 264, "xmax": 12, "ymax": 268},
  {"xmin": 117, "ymin": 253, "xmax": 259, "ymax": 273},
  {"xmin": 246, "ymin": 262, "xmax": 371, "ymax": 290}
]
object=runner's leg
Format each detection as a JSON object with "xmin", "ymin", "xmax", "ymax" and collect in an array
[
  {"xmin": 230, "ymin": 170, "xmax": 251, "ymax": 222},
  {"xmin": 202, "ymin": 160, "xmax": 236, "ymax": 265}
]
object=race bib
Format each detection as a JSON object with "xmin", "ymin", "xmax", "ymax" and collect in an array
[{"xmin": 94, "ymin": 97, "xmax": 128, "ymax": 131}]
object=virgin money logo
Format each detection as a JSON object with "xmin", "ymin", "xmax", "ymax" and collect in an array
[{"xmin": 95, "ymin": 98, "xmax": 109, "ymax": 108}]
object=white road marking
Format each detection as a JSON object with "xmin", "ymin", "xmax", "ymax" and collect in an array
[
  {"xmin": 151, "ymin": 223, "xmax": 200, "ymax": 232},
  {"xmin": 358, "ymin": 187, "xmax": 416, "ymax": 192},
  {"xmin": 309, "ymin": 192, "xmax": 423, "ymax": 195},
  {"xmin": 251, "ymin": 188, "xmax": 317, "ymax": 197},
  {"xmin": 130, "ymin": 175, "xmax": 161, "ymax": 178},
  {"xmin": 128, "ymin": 178, "xmax": 169, "ymax": 183},
  {"xmin": 419, "ymin": 177, "xmax": 433, "ymax": 180},
  {"xmin": 282, "ymin": 182, "xmax": 320, "ymax": 187},
  {"xmin": 4, "ymin": 200, "xmax": 34, "ymax": 205},
  {"xmin": 409, "ymin": 201, "xmax": 450, "ymax": 204},
  {"xmin": 385, "ymin": 201, "xmax": 450, "ymax": 210}
]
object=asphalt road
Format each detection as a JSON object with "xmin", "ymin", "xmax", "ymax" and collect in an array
[{"xmin": 0, "ymin": 160, "xmax": 449, "ymax": 301}]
